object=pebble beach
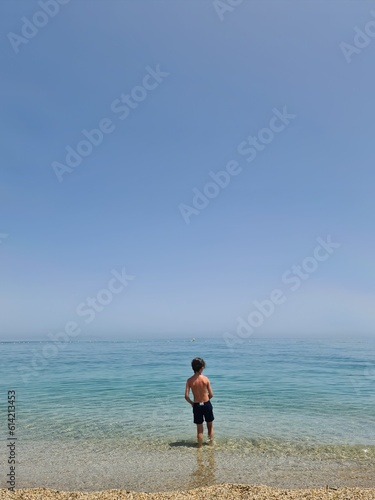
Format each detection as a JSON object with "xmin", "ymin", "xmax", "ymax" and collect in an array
[{"xmin": 2, "ymin": 484, "xmax": 375, "ymax": 500}]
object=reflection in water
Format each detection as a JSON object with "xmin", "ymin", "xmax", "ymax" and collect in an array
[{"xmin": 188, "ymin": 445, "xmax": 216, "ymax": 489}]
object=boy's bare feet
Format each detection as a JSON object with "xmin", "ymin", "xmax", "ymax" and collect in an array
[{"xmin": 207, "ymin": 436, "xmax": 214, "ymax": 445}]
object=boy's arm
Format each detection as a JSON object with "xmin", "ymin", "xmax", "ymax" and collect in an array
[
  {"xmin": 185, "ymin": 381, "xmax": 194, "ymax": 406},
  {"xmin": 207, "ymin": 378, "xmax": 214, "ymax": 399}
]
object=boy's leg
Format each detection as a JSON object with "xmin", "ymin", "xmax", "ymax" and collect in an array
[
  {"xmin": 196, "ymin": 424, "xmax": 204, "ymax": 447},
  {"xmin": 204, "ymin": 402, "xmax": 214, "ymax": 441},
  {"xmin": 207, "ymin": 421, "xmax": 214, "ymax": 441}
]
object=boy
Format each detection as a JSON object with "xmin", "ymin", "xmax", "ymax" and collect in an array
[{"xmin": 185, "ymin": 357, "xmax": 214, "ymax": 447}]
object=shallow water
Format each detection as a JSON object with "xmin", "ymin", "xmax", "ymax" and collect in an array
[{"xmin": 1, "ymin": 338, "xmax": 375, "ymax": 490}]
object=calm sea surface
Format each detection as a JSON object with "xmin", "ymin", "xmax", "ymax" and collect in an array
[{"xmin": 1, "ymin": 338, "xmax": 375, "ymax": 491}]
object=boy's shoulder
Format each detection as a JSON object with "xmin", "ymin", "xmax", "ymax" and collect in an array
[{"xmin": 187, "ymin": 374, "xmax": 209, "ymax": 383}]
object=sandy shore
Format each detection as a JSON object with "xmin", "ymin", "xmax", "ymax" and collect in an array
[{"xmin": 1, "ymin": 484, "xmax": 375, "ymax": 499}]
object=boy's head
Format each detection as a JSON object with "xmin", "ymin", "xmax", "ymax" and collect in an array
[{"xmin": 191, "ymin": 357, "xmax": 206, "ymax": 373}]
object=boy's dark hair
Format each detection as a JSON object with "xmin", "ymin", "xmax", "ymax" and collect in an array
[{"xmin": 191, "ymin": 357, "xmax": 206, "ymax": 373}]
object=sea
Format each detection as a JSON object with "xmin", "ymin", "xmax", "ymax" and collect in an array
[{"xmin": 1, "ymin": 338, "xmax": 375, "ymax": 492}]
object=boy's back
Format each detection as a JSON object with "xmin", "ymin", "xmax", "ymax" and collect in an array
[{"xmin": 186, "ymin": 373, "xmax": 212, "ymax": 403}]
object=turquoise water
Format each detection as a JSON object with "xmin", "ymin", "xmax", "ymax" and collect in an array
[
  {"xmin": 1, "ymin": 338, "xmax": 375, "ymax": 490},
  {"xmin": 1, "ymin": 338, "xmax": 375, "ymax": 447}
]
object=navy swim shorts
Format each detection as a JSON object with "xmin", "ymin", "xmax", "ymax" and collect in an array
[{"xmin": 193, "ymin": 401, "xmax": 214, "ymax": 424}]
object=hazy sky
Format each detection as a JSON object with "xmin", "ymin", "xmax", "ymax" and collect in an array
[{"xmin": 1, "ymin": 0, "xmax": 374, "ymax": 340}]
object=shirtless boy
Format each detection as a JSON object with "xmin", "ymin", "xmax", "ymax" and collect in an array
[{"xmin": 185, "ymin": 357, "xmax": 214, "ymax": 447}]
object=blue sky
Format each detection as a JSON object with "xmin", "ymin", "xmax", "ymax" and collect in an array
[{"xmin": 1, "ymin": 0, "xmax": 375, "ymax": 340}]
